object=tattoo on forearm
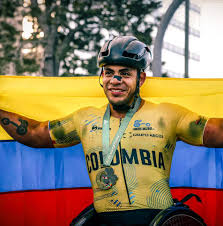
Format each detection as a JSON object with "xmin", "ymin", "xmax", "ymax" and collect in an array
[{"xmin": 1, "ymin": 118, "xmax": 28, "ymax": 135}]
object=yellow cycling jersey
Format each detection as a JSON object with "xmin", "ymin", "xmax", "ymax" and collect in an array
[{"xmin": 49, "ymin": 100, "xmax": 208, "ymax": 213}]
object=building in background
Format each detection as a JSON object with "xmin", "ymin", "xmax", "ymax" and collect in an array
[{"xmin": 150, "ymin": 0, "xmax": 202, "ymax": 78}]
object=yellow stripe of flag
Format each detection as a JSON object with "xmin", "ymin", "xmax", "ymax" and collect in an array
[{"xmin": 0, "ymin": 76, "xmax": 222, "ymax": 140}]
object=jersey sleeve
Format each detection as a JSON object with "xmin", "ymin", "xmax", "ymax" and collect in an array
[
  {"xmin": 48, "ymin": 111, "xmax": 81, "ymax": 148},
  {"xmin": 176, "ymin": 106, "xmax": 208, "ymax": 146}
]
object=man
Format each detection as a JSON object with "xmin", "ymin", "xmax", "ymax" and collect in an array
[{"xmin": 0, "ymin": 36, "xmax": 222, "ymax": 225}]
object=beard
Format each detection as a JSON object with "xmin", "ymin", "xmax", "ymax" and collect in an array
[
  {"xmin": 112, "ymin": 102, "xmax": 131, "ymax": 112},
  {"xmin": 109, "ymin": 91, "xmax": 135, "ymax": 112}
]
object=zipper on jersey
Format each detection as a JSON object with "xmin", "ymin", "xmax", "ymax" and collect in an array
[{"xmin": 119, "ymin": 118, "xmax": 131, "ymax": 204}]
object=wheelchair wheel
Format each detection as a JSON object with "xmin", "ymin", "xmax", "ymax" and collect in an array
[
  {"xmin": 70, "ymin": 204, "xmax": 96, "ymax": 226},
  {"xmin": 150, "ymin": 207, "xmax": 206, "ymax": 226}
]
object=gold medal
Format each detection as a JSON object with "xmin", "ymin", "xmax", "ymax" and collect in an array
[{"xmin": 96, "ymin": 167, "xmax": 118, "ymax": 190}]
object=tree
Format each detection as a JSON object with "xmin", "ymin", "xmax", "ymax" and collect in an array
[
  {"xmin": 0, "ymin": 0, "xmax": 161, "ymax": 76},
  {"xmin": 0, "ymin": 0, "xmax": 41, "ymax": 75}
]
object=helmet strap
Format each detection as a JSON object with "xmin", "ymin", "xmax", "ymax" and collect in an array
[
  {"xmin": 135, "ymin": 69, "xmax": 141, "ymax": 98},
  {"xmin": 128, "ymin": 69, "xmax": 141, "ymax": 109},
  {"xmin": 99, "ymin": 68, "xmax": 103, "ymax": 87}
]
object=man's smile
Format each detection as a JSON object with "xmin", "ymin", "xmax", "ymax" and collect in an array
[{"xmin": 108, "ymin": 88, "xmax": 127, "ymax": 96}]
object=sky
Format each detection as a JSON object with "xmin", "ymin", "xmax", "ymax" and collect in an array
[{"xmin": 196, "ymin": 0, "xmax": 223, "ymax": 78}]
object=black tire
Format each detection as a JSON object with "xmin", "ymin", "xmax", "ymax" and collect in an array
[
  {"xmin": 70, "ymin": 204, "xmax": 96, "ymax": 226},
  {"xmin": 150, "ymin": 207, "xmax": 206, "ymax": 226}
]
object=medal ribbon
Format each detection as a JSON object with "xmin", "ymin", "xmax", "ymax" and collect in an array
[{"xmin": 102, "ymin": 97, "xmax": 141, "ymax": 166}]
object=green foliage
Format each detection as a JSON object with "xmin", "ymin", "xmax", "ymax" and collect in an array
[
  {"xmin": 0, "ymin": 0, "xmax": 19, "ymax": 17},
  {"xmin": 15, "ymin": 58, "xmax": 40, "ymax": 74},
  {"xmin": 59, "ymin": 0, "xmax": 161, "ymax": 76},
  {"xmin": 0, "ymin": 0, "xmax": 40, "ymax": 75},
  {"xmin": 0, "ymin": 0, "xmax": 161, "ymax": 76},
  {"xmin": 0, "ymin": 1, "xmax": 18, "ymax": 74}
]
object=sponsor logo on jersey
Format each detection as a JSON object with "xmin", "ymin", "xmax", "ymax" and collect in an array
[
  {"xmin": 90, "ymin": 125, "xmax": 111, "ymax": 132},
  {"xmin": 133, "ymin": 120, "xmax": 151, "ymax": 127},
  {"xmin": 92, "ymin": 125, "xmax": 102, "ymax": 131},
  {"xmin": 133, "ymin": 133, "xmax": 163, "ymax": 138},
  {"xmin": 133, "ymin": 120, "xmax": 154, "ymax": 131}
]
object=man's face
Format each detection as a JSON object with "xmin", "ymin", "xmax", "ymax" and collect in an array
[{"xmin": 102, "ymin": 65, "xmax": 139, "ymax": 108}]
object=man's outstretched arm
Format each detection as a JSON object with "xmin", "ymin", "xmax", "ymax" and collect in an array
[
  {"xmin": 203, "ymin": 118, "xmax": 223, "ymax": 148},
  {"xmin": 0, "ymin": 109, "xmax": 53, "ymax": 148}
]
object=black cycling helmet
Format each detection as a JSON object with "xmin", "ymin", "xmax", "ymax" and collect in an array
[{"xmin": 98, "ymin": 36, "xmax": 152, "ymax": 70}]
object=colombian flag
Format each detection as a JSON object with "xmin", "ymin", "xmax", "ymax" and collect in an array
[{"xmin": 0, "ymin": 76, "xmax": 222, "ymax": 226}]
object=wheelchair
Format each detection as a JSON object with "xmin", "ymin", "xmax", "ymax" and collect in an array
[{"xmin": 70, "ymin": 194, "xmax": 206, "ymax": 226}]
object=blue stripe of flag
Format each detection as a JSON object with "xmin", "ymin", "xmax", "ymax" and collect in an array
[
  {"xmin": 0, "ymin": 141, "xmax": 223, "ymax": 192},
  {"xmin": 0, "ymin": 142, "xmax": 91, "ymax": 192},
  {"xmin": 170, "ymin": 141, "xmax": 223, "ymax": 189}
]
